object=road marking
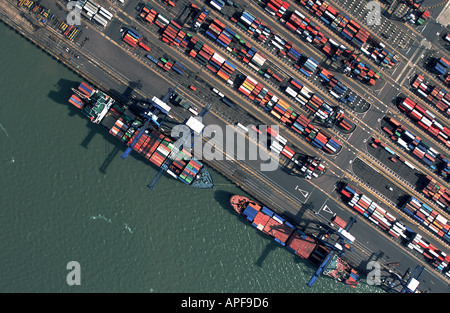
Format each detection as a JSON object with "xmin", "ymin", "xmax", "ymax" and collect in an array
[{"xmin": 295, "ymin": 185, "xmax": 310, "ymax": 198}]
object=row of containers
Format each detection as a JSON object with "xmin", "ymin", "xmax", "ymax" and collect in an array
[
  {"xmin": 18, "ymin": 0, "xmax": 82, "ymax": 42},
  {"xmin": 285, "ymin": 76, "xmax": 355, "ymax": 131},
  {"xmin": 138, "ymin": 8, "xmax": 239, "ymax": 85},
  {"xmin": 383, "ymin": 116, "xmax": 450, "ymax": 182},
  {"xmin": 106, "ymin": 105, "xmax": 204, "ymax": 185},
  {"xmin": 429, "ymin": 56, "xmax": 450, "ymax": 77},
  {"xmin": 238, "ymin": 75, "xmax": 342, "ymax": 154},
  {"xmin": 144, "ymin": 54, "xmax": 187, "ymax": 77},
  {"xmin": 278, "ymin": 9, "xmax": 382, "ymax": 87},
  {"xmin": 252, "ymin": 124, "xmax": 326, "ymax": 178},
  {"xmin": 187, "ymin": 36, "xmax": 237, "ymax": 83},
  {"xmin": 340, "ymin": 184, "xmax": 450, "ymax": 277},
  {"xmin": 205, "ymin": 19, "xmax": 269, "ymax": 72},
  {"xmin": 200, "ymin": 8, "xmax": 359, "ymax": 121},
  {"xmin": 411, "ymin": 74, "xmax": 450, "ymax": 118},
  {"xmin": 265, "ymin": 0, "xmax": 290, "ymax": 18},
  {"xmin": 121, "ymin": 28, "xmax": 151, "ymax": 52},
  {"xmin": 383, "ymin": 116, "xmax": 447, "ymax": 172},
  {"xmin": 403, "ymin": 195, "xmax": 450, "ymax": 245},
  {"xmin": 239, "ymin": 200, "xmax": 337, "ymax": 270},
  {"xmin": 139, "ymin": 3, "xmax": 170, "ymax": 29},
  {"xmin": 318, "ymin": 68, "xmax": 355, "ymax": 105},
  {"xmin": 296, "ymin": 0, "xmax": 398, "ymax": 68},
  {"xmin": 75, "ymin": 0, "xmax": 113, "ymax": 28},
  {"xmin": 420, "ymin": 175, "xmax": 450, "ymax": 212},
  {"xmin": 273, "ymin": 7, "xmax": 382, "ymax": 87},
  {"xmin": 397, "ymin": 97, "xmax": 450, "ymax": 149}
]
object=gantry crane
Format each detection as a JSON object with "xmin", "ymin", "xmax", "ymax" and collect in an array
[
  {"xmin": 147, "ymin": 103, "xmax": 211, "ymax": 190},
  {"xmin": 121, "ymin": 87, "xmax": 175, "ymax": 160}
]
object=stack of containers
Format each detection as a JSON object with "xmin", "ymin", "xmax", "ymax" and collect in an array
[
  {"xmin": 205, "ymin": 19, "xmax": 223, "ymax": 42},
  {"xmin": 157, "ymin": 58, "xmax": 173, "ymax": 71},
  {"xmin": 411, "ymin": 74, "xmax": 424, "ymax": 89},
  {"xmin": 398, "ymin": 97, "xmax": 450, "ymax": 147},
  {"xmin": 242, "ymin": 202, "xmax": 260, "ymax": 222},
  {"xmin": 370, "ymin": 43, "xmax": 397, "ymax": 68},
  {"xmin": 420, "ymin": 176, "xmax": 450, "ymax": 209},
  {"xmin": 217, "ymin": 61, "xmax": 236, "ymax": 82},
  {"xmin": 162, "ymin": 20, "xmax": 186, "ymax": 46},
  {"xmin": 410, "ymin": 77, "xmax": 450, "ymax": 116},
  {"xmin": 417, "ymin": 10, "xmax": 430, "ymax": 25},
  {"xmin": 78, "ymin": 82, "xmax": 94, "ymax": 97},
  {"xmin": 385, "ymin": 116, "xmax": 442, "ymax": 170},
  {"xmin": 249, "ymin": 52, "xmax": 267, "ymax": 71},
  {"xmin": 265, "ymin": 0, "xmax": 289, "ymax": 18},
  {"xmin": 340, "ymin": 184, "xmax": 405, "ymax": 236},
  {"xmin": 345, "ymin": 54, "xmax": 381, "ymax": 86},
  {"xmin": 217, "ymin": 27, "xmax": 234, "ymax": 48},
  {"xmin": 445, "ymin": 74, "xmax": 450, "ymax": 86},
  {"xmin": 287, "ymin": 46, "xmax": 302, "ymax": 62},
  {"xmin": 408, "ymin": 232, "xmax": 450, "ymax": 275},
  {"xmin": 207, "ymin": 52, "xmax": 224, "ymax": 73},
  {"xmin": 179, "ymin": 159, "xmax": 202, "ymax": 185},
  {"xmin": 168, "ymin": 150, "xmax": 188, "ymax": 177},
  {"xmin": 314, "ymin": 102, "xmax": 334, "ymax": 122},
  {"xmin": 171, "ymin": 61, "xmax": 186, "ymax": 75},
  {"xmin": 403, "ymin": 196, "xmax": 450, "ymax": 244},
  {"xmin": 291, "ymin": 114, "xmax": 311, "ymax": 135},
  {"xmin": 299, "ymin": 57, "xmax": 318, "ymax": 77},
  {"xmin": 123, "ymin": 28, "xmax": 142, "ymax": 48},
  {"xmin": 237, "ymin": 11, "xmax": 256, "ymax": 32},
  {"xmin": 82, "ymin": 0, "xmax": 99, "ymax": 20},
  {"xmin": 139, "ymin": 4, "xmax": 158, "ymax": 25},
  {"xmin": 109, "ymin": 117, "xmax": 129, "ymax": 141},
  {"xmin": 318, "ymin": 68, "xmax": 333, "ymax": 82},
  {"xmin": 142, "ymin": 130, "xmax": 164, "ymax": 161},
  {"xmin": 148, "ymin": 137, "xmax": 171, "ymax": 167},
  {"xmin": 337, "ymin": 116, "xmax": 355, "ymax": 131},
  {"xmin": 194, "ymin": 7, "xmax": 208, "ymax": 29},
  {"xmin": 209, "ymin": 0, "xmax": 225, "ymax": 11},
  {"xmin": 433, "ymin": 57, "xmax": 450, "ymax": 76},
  {"xmin": 154, "ymin": 13, "xmax": 170, "ymax": 28}
]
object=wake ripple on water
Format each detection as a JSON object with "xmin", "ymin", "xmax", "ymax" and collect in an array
[{"xmin": 89, "ymin": 214, "xmax": 134, "ymax": 233}]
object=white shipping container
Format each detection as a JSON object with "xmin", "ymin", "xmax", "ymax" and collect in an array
[
  {"xmin": 99, "ymin": 7, "xmax": 113, "ymax": 20},
  {"xmin": 246, "ymin": 76, "xmax": 258, "ymax": 86},
  {"xmin": 247, "ymin": 62, "xmax": 260, "ymax": 72},
  {"xmin": 210, "ymin": 0, "xmax": 222, "ymax": 11},
  {"xmin": 93, "ymin": 14, "xmax": 108, "ymax": 27},
  {"xmin": 276, "ymin": 134, "xmax": 287, "ymax": 145},
  {"xmin": 212, "ymin": 53, "xmax": 225, "ymax": 65},
  {"xmin": 285, "ymin": 86, "xmax": 298, "ymax": 97},
  {"xmin": 421, "ymin": 117, "xmax": 432, "ymax": 127},
  {"xmin": 295, "ymin": 97, "xmax": 307, "ymax": 106}
]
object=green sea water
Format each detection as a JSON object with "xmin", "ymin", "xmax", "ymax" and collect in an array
[{"xmin": 0, "ymin": 22, "xmax": 383, "ymax": 293}]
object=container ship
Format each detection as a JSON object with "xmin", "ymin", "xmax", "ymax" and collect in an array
[
  {"xmin": 69, "ymin": 82, "xmax": 214, "ymax": 189},
  {"xmin": 230, "ymin": 195, "xmax": 360, "ymax": 287}
]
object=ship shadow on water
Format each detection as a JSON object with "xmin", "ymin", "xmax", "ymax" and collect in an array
[{"xmin": 214, "ymin": 190, "xmax": 322, "ymax": 276}]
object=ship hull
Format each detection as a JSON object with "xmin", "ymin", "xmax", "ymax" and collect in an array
[
  {"xmin": 230, "ymin": 195, "xmax": 359, "ymax": 287},
  {"xmin": 69, "ymin": 82, "xmax": 214, "ymax": 189}
]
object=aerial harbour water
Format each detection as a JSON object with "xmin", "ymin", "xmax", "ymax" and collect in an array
[{"xmin": 0, "ymin": 22, "xmax": 385, "ymax": 293}]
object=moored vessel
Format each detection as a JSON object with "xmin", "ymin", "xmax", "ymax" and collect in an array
[
  {"xmin": 69, "ymin": 82, "xmax": 214, "ymax": 189},
  {"xmin": 230, "ymin": 195, "xmax": 359, "ymax": 287}
]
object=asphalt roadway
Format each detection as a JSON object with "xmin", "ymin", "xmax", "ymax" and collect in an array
[{"xmin": 3, "ymin": 0, "xmax": 450, "ymax": 292}]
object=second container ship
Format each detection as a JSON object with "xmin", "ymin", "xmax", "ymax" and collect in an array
[
  {"xmin": 68, "ymin": 82, "xmax": 214, "ymax": 189},
  {"xmin": 230, "ymin": 195, "xmax": 360, "ymax": 287}
]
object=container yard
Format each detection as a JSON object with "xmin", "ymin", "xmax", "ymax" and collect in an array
[{"xmin": 4, "ymin": 0, "xmax": 450, "ymax": 294}]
